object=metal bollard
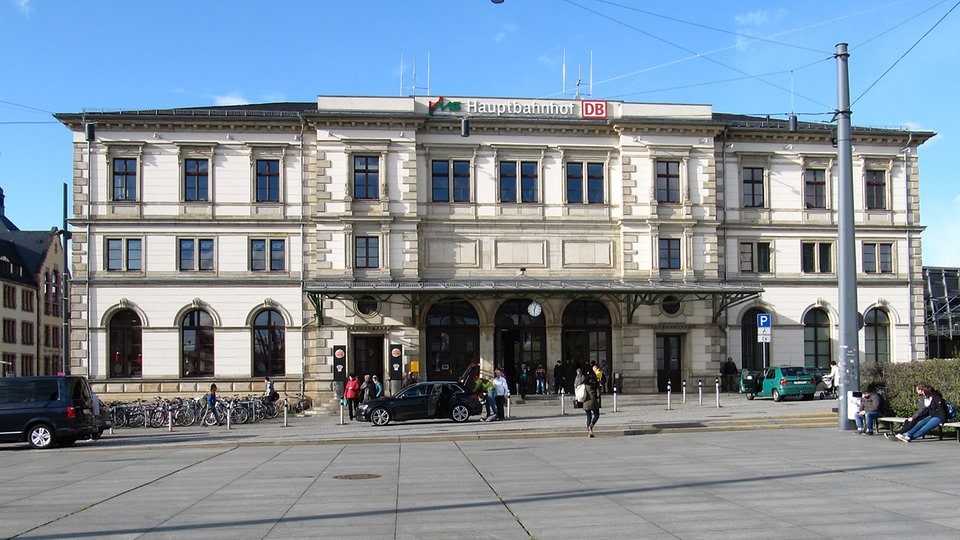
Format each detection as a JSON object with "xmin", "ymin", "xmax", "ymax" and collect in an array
[
  {"xmin": 226, "ymin": 402, "xmax": 232, "ymax": 430},
  {"xmin": 613, "ymin": 388, "xmax": 618, "ymax": 412},
  {"xmin": 715, "ymin": 377, "xmax": 721, "ymax": 408},
  {"xmin": 667, "ymin": 380, "xmax": 672, "ymax": 410},
  {"xmin": 698, "ymin": 379, "xmax": 703, "ymax": 405},
  {"xmin": 682, "ymin": 380, "xmax": 687, "ymax": 404},
  {"xmin": 339, "ymin": 397, "xmax": 345, "ymax": 425},
  {"xmin": 283, "ymin": 399, "xmax": 289, "ymax": 427},
  {"xmin": 506, "ymin": 396, "xmax": 511, "ymax": 418},
  {"xmin": 560, "ymin": 388, "xmax": 565, "ymax": 416},
  {"xmin": 168, "ymin": 410, "xmax": 173, "ymax": 432}
]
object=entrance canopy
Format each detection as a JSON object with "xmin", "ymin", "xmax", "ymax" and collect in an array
[{"xmin": 305, "ymin": 279, "xmax": 763, "ymax": 324}]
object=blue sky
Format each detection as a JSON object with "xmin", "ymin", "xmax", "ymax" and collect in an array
[{"xmin": 1, "ymin": 0, "xmax": 957, "ymax": 266}]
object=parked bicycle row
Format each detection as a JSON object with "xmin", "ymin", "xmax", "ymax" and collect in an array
[{"xmin": 106, "ymin": 392, "xmax": 311, "ymax": 429}]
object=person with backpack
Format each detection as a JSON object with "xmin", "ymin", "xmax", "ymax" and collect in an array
[
  {"xmin": 359, "ymin": 374, "xmax": 376, "ymax": 403},
  {"xmin": 895, "ymin": 384, "xmax": 947, "ymax": 442}
]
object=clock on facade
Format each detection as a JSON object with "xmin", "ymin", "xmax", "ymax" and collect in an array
[{"xmin": 527, "ymin": 301, "xmax": 542, "ymax": 317}]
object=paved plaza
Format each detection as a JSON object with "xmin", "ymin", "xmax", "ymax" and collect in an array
[{"xmin": 2, "ymin": 394, "xmax": 959, "ymax": 539}]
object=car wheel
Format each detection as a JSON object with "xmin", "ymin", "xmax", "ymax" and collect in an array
[
  {"xmin": 746, "ymin": 393, "xmax": 754, "ymax": 400},
  {"xmin": 27, "ymin": 424, "xmax": 55, "ymax": 449},
  {"xmin": 370, "ymin": 407, "xmax": 391, "ymax": 426},
  {"xmin": 450, "ymin": 404, "xmax": 471, "ymax": 423},
  {"xmin": 772, "ymin": 389, "xmax": 782, "ymax": 402}
]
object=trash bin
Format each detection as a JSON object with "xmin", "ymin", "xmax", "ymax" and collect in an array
[{"xmin": 613, "ymin": 372, "xmax": 622, "ymax": 393}]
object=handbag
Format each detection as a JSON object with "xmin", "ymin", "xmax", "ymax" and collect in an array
[{"xmin": 574, "ymin": 383, "xmax": 587, "ymax": 402}]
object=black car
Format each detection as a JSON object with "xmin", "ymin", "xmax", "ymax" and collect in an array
[
  {"xmin": 0, "ymin": 376, "xmax": 98, "ymax": 449},
  {"xmin": 356, "ymin": 381, "xmax": 483, "ymax": 426}
]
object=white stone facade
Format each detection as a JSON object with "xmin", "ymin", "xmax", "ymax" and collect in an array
[{"xmin": 55, "ymin": 96, "xmax": 931, "ymax": 399}]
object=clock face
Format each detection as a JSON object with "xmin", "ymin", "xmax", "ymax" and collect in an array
[{"xmin": 527, "ymin": 301, "xmax": 542, "ymax": 317}]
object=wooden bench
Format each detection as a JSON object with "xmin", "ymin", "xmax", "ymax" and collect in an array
[{"xmin": 878, "ymin": 416, "xmax": 947, "ymax": 440}]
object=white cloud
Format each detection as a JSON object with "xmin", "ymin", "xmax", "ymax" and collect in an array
[
  {"xmin": 13, "ymin": 0, "xmax": 32, "ymax": 16},
  {"xmin": 493, "ymin": 22, "xmax": 517, "ymax": 43},
  {"xmin": 212, "ymin": 92, "xmax": 249, "ymax": 106},
  {"xmin": 734, "ymin": 8, "xmax": 787, "ymax": 27}
]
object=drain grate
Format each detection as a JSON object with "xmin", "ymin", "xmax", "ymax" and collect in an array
[{"xmin": 334, "ymin": 473, "xmax": 382, "ymax": 480}]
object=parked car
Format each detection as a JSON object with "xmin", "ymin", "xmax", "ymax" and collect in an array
[
  {"xmin": 0, "ymin": 376, "xmax": 99, "ymax": 449},
  {"xmin": 741, "ymin": 366, "xmax": 819, "ymax": 402},
  {"xmin": 356, "ymin": 381, "xmax": 483, "ymax": 426}
]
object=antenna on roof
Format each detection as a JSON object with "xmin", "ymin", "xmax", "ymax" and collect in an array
[{"xmin": 401, "ymin": 53, "xmax": 431, "ymax": 97}]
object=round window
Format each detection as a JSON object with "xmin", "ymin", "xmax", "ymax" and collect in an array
[
  {"xmin": 661, "ymin": 295, "xmax": 681, "ymax": 315},
  {"xmin": 356, "ymin": 296, "xmax": 379, "ymax": 316}
]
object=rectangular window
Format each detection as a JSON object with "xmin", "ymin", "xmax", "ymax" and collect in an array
[
  {"xmin": 355, "ymin": 236, "xmax": 379, "ymax": 269},
  {"xmin": 865, "ymin": 170, "xmax": 886, "ymax": 210},
  {"xmin": 739, "ymin": 242, "xmax": 771, "ymax": 273},
  {"xmin": 179, "ymin": 239, "xmax": 214, "ymax": 271},
  {"xmin": 3, "ymin": 285, "xmax": 15, "ymax": 309},
  {"xmin": 2, "ymin": 319, "xmax": 15, "ymax": 344},
  {"xmin": 801, "ymin": 242, "xmax": 832, "ymax": 273},
  {"xmin": 658, "ymin": 238, "xmax": 681, "ymax": 269},
  {"xmin": 256, "ymin": 159, "xmax": 280, "ymax": 202},
  {"xmin": 656, "ymin": 160, "xmax": 680, "ymax": 203},
  {"xmin": 106, "ymin": 238, "xmax": 142, "ymax": 271},
  {"xmin": 21, "ymin": 290, "xmax": 33, "ymax": 313},
  {"xmin": 743, "ymin": 167, "xmax": 764, "ymax": 208},
  {"xmin": 566, "ymin": 162, "xmax": 605, "ymax": 204},
  {"xmin": 499, "ymin": 160, "xmax": 538, "ymax": 203},
  {"xmin": 250, "ymin": 239, "xmax": 286, "ymax": 272},
  {"xmin": 804, "ymin": 169, "xmax": 826, "ymax": 209},
  {"xmin": 21, "ymin": 321, "xmax": 34, "ymax": 346},
  {"xmin": 431, "ymin": 159, "xmax": 471, "ymax": 203},
  {"xmin": 184, "ymin": 158, "xmax": 209, "ymax": 202},
  {"xmin": 112, "ymin": 158, "xmax": 137, "ymax": 201},
  {"xmin": 863, "ymin": 242, "xmax": 894, "ymax": 274},
  {"xmin": 353, "ymin": 155, "xmax": 379, "ymax": 200}
]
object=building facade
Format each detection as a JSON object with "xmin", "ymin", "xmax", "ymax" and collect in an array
[
  {"xmin": 0, "ymin": 189, "xmax": 69, "ymax": 377},
  {"xmin": 55, "ymin": 96, "xmax": 932, "ymax": 400}
]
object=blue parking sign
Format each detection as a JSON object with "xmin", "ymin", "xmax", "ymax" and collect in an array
[{"xmin": 757, "ymin": 313, "xmax": 772, "ymax": 328}]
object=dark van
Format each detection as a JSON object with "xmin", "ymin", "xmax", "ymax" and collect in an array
[{"xmin": 0, "ymin": 376, "xmax": 98, "ymax": 449}]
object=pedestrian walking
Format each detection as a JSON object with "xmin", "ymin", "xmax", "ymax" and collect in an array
[
  {"xmin": 344, "ymin": 374, "xmax": 360, "ymax": 420},
  {"xmin": 581, "ymin": 368, "xmax": 600, "ymax": 437}
]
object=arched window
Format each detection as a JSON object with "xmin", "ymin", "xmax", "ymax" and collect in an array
[
  {"xmin": 109, "ymin": 309, "xmax": 142, "ymax": 378},
  {"xmin": 864, "ymin": 308, "xmax": 890, "ymax": 364},
  {"xmin": 426, "ymin": 301, "xmax": 479, "ymax": 382},
  {"xmin": 803, "ymin": 308, "xmax": 831, "ymax": 370},
  {"xmin": 181, "ymin": 309, "xmax": 214, "ymax": 377},
  {"xmin": 562, "ymin": 300, "xmax": 612, "ymax": 393},
  {"xmin": 740, "ymin": 308, "xmax": 768, "ymax": 371},
  {"xmin": 253, "ymin": 309, "xmax": 285, "ymax": 377}
]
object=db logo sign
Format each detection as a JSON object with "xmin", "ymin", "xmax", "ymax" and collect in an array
[{"xmin": 581, "ymin": 100, "xmax": 607, "ymax": 119}]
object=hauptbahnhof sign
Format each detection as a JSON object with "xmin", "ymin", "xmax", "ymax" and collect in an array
[{"xmin": 429, "ymin": 96, "xmax": 607, "ymax": 119}]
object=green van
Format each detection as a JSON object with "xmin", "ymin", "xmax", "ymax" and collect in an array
[{"xmin": 0, "ymin": 376, "xmax": 98, "ymax": 449}]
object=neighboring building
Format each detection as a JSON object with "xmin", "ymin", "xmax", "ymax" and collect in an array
[
  {"xmin": 924, "ymin": 266, "xmax": 960, "ymax": 358},
  {"xmin": 54, "ymin": 96, "xmax": 932, "ymax": 400},
  {"xmin": 0, "ymin": 189, "xmax": 69, "ymax": 377}
]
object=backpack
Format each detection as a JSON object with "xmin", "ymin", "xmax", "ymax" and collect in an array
[
  {"xmin": 574, "ymin": 383, "xmax": 587, "ymax": 403},
  {"xmin": 946, "ymin": 402, "xmax": 957, "ymax": 420}
]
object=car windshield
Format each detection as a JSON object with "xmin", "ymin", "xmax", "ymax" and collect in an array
[{"xmin": 780, "ymin": 367, "xmax": 808, "ymax": 377}]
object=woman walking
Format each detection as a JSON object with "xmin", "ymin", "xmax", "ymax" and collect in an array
[{"xmin": 582, "ymin": 367, "xmax": 600, "ymax": 437}]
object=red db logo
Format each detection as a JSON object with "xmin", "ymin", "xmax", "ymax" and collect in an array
[{"xmin": 581, "ymin": 100, "xmax": 607, "ymax": 119}]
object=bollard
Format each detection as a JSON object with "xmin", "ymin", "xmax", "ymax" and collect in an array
[
  {"xmin": 339, "ymin": 397, "xmax": 345, "ymax": 425},
  {"xmin": 283, "ymin": 398, "xmax": 289, "ymax": 427},
  {"xmin": 613, "ymin": 388, "xmax": 618, "ymax": 412},
  {"xmin": 226, "ymin": 402, "xmax": 232, "ymax": 430},
  {"xmin": 667, "ymin": 380, "xmax": 672, "ymax": 410},
  {"xmin": 682, "ymin": 380, "xmax": 687, "ymax": 404},
  {"xmin": 168, "ymin": 410, "xmax": 173, "ymax": 432},
  {"xmin": 506, "ymin": 396, "xmax": 511, "ymax": 419},
  {"xmin": 715, "ymin": 377, "xmax": 721, "ymax": 408},
  {"xmin": 698, "ymin": 379, "xmax": 703, "ymax": 405},
  {"xmin": 560, "ymin": 388, "xmax": 565, "ymax": 416}
]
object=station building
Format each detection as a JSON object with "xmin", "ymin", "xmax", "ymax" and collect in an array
[{"xmin": 54, "ymin": 96, "xmax": 932, "ymax": 400}]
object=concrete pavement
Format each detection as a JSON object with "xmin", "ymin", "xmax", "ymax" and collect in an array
[{"xmin": 6, "ymin": 393, "xmax": 960, "ymax": 539}]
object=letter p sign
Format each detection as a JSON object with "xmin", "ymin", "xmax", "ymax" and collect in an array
[
  {"xmin": 581, "ymin": 100, "xmax": 607, "ymax": 119},
  {"xmin": 757, "ymin": 313, "xmax": 772, "ymax": 328}
]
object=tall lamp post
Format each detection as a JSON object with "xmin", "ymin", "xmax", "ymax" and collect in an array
[{"xmin": 56, "ymin": 182, "xmax": 71, "ymax": 375}]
